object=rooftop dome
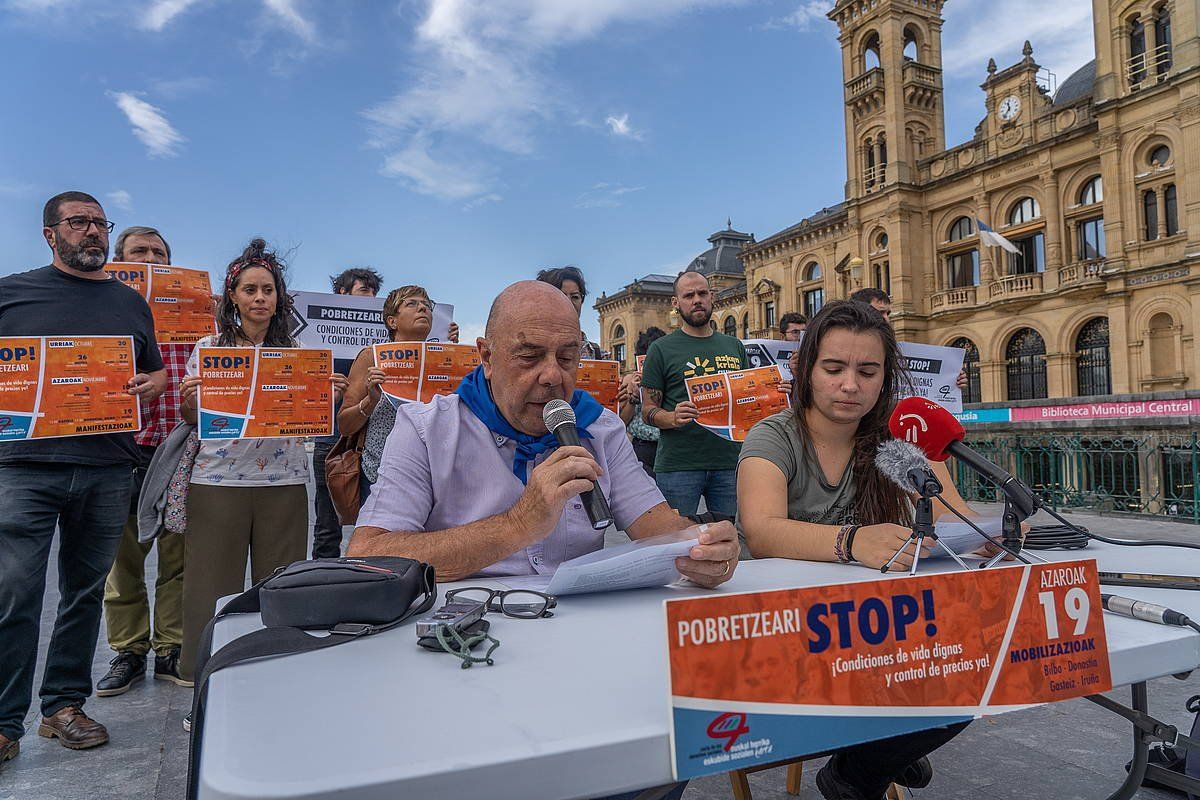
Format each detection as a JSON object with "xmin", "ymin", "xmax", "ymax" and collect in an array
[
  {"xmin": 1053, "ymin": 59, "xmax": 1096, "ymax": 106},
  {"xmin": 686, "ymin": 221, "xmax": 754, "ymax": 276}
]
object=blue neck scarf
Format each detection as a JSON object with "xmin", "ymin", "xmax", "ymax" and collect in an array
[{"xmin": 456, "ymin": 365, "xmax": 604, "ymax": 484}]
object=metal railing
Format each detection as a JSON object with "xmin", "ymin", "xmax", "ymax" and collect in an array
[
  {"xmin": 1127, "ymin": 43, "xmax": 1171, "ymax": 91},
  {"xmin": 953, "ymin": 432, "xmax": 1200, "ymax": 523}
]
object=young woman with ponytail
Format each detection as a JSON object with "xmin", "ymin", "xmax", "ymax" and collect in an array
[
  {"xmin": 735, "ymin": 299, "xmax": 974, "ymax": 800},
  {"xmin": 176, "ymin": 239, "xmax": 348, "ymax": 684}
]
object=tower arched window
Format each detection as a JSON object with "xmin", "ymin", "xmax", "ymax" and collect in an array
[
  {"xmin": 741, "ymin": 314, "xmax": 749, "ymax": 338},
  {"xmin": 804, "ymin": 262, "xmax": 822, "ymax": 282},
  {"xmin": 945, "ymin": 216, "xmax": 979, "ymax": 288},
  {"xmin": 1143, "ymin": 189, "xmax": 1159, "ymax": 240},
  {"xmin": 611, "ymin": 324, "xmax": 626, "ymax": 365},
  {"xmin": 865, "ymin": 137, "xmax": 877, "ymax": 188},
  {"xmin": 950, "ymin": 337, "xmax": 981, "ymax": 404},
  {"xmin": 1075, "ymin": 317, "xmax": 1111, "ymax": 396},
  {"xmin": 863, "ymin": 32, "xmax": 881, "ymax": 72},
  {"xmin": 1079, "ymin": 176, "xmax": 1103, "ymax": 205},
  {"xmin": 723, "ymin": 316, "xmax": 737, "ymax": 337},
  {"xmin": 903, "ymin": 27, "xmax": 919, "ymax": 62},
  {"xmin": 1076, "ymin": 176, "xmax": 1105, "ymax": 262},
  {"xmin": 1006, "ymin": 328, "xmax": 1047, "ymax": 401}
]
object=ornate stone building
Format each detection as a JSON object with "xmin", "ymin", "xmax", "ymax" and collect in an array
[{"xmin": 598, "ymin": 0, "xmax": 1200, "ymax": 404}]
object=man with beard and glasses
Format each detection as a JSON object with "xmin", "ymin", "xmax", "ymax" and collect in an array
[
  {"xmin": 640, "ymin": 270, "xmax": 758, "ymax": 518},
  {"xmin": 0, "ymin": 192, "xmax": 166, "ymax": 766}
]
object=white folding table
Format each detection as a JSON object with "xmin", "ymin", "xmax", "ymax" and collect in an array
[{"xmin": 196, "ymin": 542, "xmax": 1200, "ymax": 800}]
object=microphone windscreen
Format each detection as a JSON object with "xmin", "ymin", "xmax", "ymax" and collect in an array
[
  {"xmin": 542, "ymin": 398, "xmax": 575, "ymax": 431},
  {"xmin": 875, "ymin": 439, "xmax": 929, "ymax": 493},
  {"xmin": 888, "ymin": 397, "xmax": 965, "ymax": 461}
]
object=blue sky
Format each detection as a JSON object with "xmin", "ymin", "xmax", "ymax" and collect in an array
[{"xmin": 0, "ymin": 0, "xmax": 1093, "ymax": 342}]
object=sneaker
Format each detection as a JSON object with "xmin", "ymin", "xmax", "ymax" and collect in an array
[
  {"xmin": 815, "ymin": 759, "xmax": 875, "ymax": 800},
  {"xmin": 182, "ymin": 713, "xmax": 192, "ymax": 733},
  {"xmin": 96, "ymin": 652, "xmax": 145, "ymax": 697},
  {"xmin": 154, "ymin": 649, "xmax": 192, "ymax": 687}
]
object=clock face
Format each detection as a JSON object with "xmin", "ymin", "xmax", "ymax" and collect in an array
[{"xmin": 998, "ymin": 94, "xmax": 1021, "ymax": 121}]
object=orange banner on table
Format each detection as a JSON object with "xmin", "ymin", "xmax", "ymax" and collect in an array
[
  {"xmin": 373, "ymin": 342, "xmax": 480, "ymax": 404},
  {"xmin": 576, "ymin": 359, "xmax": 620, "ymax": 414},
  {"xmin": 197, "ymin": 347, "xmax": 333, "ymax": 440},
  {"xmin": 667, "ymin": 560, "xmax": 1111, "ymax": 779},
  {"xmin": 685, "ymin": 365, "xmax": 788, "ymax": 441},
  {"xmin": 0, "ymin": 336, "xmax": 140, "ymax": 441},
  {"xmin": 105, "ymin": 263, "xmax": 217, "ymax": 343}
]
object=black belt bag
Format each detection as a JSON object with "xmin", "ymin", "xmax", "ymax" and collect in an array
[{"xmin": 186, "ymin": 557, "xmax": 437, "ymax": 799}]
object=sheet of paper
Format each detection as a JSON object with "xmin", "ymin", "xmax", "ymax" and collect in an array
[
  {"xmin": 546, "ymin": 532, "xmax": 698, "ymax": 595},
  {"xmin": 926, "ymin": 516, "xmax": 1004, "ymax": 558},
  {"xmin": 502, "ymin": 528, "xmax": 704, "ymax": 596}
]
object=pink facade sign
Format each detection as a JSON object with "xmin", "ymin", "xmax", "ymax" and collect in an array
[{"xmin": 1010, "ymin": 398, "xmax": 1200, "ymax": 422}]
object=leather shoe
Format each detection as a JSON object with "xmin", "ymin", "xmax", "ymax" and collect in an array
[
  {"xmin": 37, "ymin": 706, "xmax": 108, "ymax": 750},
  {"xmin": 97, "ymin": 652, "xmax": 145, "ymax": 696},
  {"xmin": 0, "ymin": 733, "xmax": 18, "ymax": 774}
]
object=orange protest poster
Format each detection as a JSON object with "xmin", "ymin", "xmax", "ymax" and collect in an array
[
  {"xmin": 197, "ymin": 347, "xmax": 334, "ymax": 440},
  {"xmin": 373, "ymin": 342, "xmax": 480, "ymax": 404},
  {"xmin": 105, "ymin": 262, "xmax": 217, "ymax": 343},
  {"xmin": 576, "ymin": 359, "xmax": 620, "ymax": 413},
  {"xmin": 0, "ymin": 336, "xmax": 140, "ymax": 441},
  {"xmin": 685, "ymin": 365, "xmax": 788, "ymax": 441},
  {"xmin": 666, "ymin": 559, "xmax": 1111, "ymax": 779}
]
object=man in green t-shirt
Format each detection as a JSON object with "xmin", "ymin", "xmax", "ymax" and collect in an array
[{"xmin": 640, "ymin": 270, "xmax": 748, "ymax": 517}]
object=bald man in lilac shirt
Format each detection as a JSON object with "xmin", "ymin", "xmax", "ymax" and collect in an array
[{"xmin": 348, "ymin": 281, "xmax": 739, "ymax": 586}]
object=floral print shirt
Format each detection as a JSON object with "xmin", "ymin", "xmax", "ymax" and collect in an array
[{"xmin": 185, "ymin": 335, "xmax": 311, "ymax": 487}]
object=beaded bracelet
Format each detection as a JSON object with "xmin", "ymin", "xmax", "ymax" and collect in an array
[{"xmin": 834, "ymin": 524, "xmax": 853, "ymax": 563}]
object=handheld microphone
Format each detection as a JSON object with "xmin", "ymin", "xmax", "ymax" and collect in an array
[
  {"xmin": 543, "ymin": 399, "xmax": 614, "ymax": 531},
  {"xmin": 875, "ymin": 439, "xmax": 942, "ymax": 497},
  {"xmin": 1101, "ymin": 594, "xmax": 1194, "ymax": 629},
  {"xmin": 888, "ymin": 397, "xmax": 1038, "ymax": 519}
]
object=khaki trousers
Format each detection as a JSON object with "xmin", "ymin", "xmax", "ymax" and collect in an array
[
  {"xmin": 102, "ymin": 516, "xmax": 185, "ymax": 656},
  {"xmin": 179, "ymin": 483, "xmax": 308, "ymax": 681}
]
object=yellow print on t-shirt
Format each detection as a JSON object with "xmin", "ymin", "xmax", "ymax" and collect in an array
[{"xmin": 683, "ymin": 353, "xmax": 742, "ymax": 378}]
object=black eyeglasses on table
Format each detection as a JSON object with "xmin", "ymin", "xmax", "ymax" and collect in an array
[{"xmin": 445, "ymin": 587, "xmax": 557, "ymax": 619}]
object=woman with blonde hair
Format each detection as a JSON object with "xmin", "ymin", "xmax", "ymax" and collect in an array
[{"xmin": 337, "ymin": 285, "xmax": 458, "ymax": 502}]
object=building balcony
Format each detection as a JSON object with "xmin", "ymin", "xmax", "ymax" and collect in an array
[
  {"xmin": 845, "ymin": 68, "xmax": 884, "ymax": 116},
  {"xmin": 1127, "ymin": 44, "xmax": 1171, "ymax": 92},
  {"xmin": 1058, "ymin": 260, "xmax": 1105, "ymax": 289},
  {"xmin": 902, "ymin": 61, "xmax": 940, "ymax": 87},
  {"xmin": 988, "ymin": 272, "xmax": 1043, "ymax": 300},
  {"xmin": 929, "ymin": 286, "xmax": 977, "ymax": 312}
]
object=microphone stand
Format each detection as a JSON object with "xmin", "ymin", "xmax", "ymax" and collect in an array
[
  {"xmin": 981, "ymin": 496, "xmax": 1051, "ymax": 569},
  {"xmin": 932, "ymin": 495, "xmax": 1032, "ymax": 565},
  {"xmin": 881, "ymin": 474, "xmax": 972, "ymax": 576}
]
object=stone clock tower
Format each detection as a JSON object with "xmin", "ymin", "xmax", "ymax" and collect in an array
[{"xmin": 830, "ymin": 0, "xmax": 947, "ymax": 198}]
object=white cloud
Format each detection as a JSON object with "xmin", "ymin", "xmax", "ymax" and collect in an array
[
  {"xmin": 575, "ymin": 181, "xmax": 644, "ymax": 209},
  {"xmin": 366, "ymin": 0, "xmax": 737, "ymax": 201},
  {"xmin": 605, "ymin": 113, "xmax": 642, "ymax": 139},
  {"xmin": 378, "ymin": 137, "xmax": 494, "ymax": 200},
  {"xmin": 109, "ymin": 91, "xmax": 187, "ymax": 158},
  {"xmin": 107, "ymin": 189, "xmax": 134, "ymax": 211},
  {"xmin": 262, "ymin": 0, "xmax": 316, "ymax": 43},
  {"xmin": 462, "ymin": 193, "xmax": 503, "ymax": 211},
  {"xmin": 139, "ymin": 0, "xmax": 203, "ymax": 30},
  {"xmin": 942, "ymin": 0, "xmax": 1094, "ymax": 82},
  {"xmin": 764, "ymin": 1, "xmax": 827, "ymax": 32}
]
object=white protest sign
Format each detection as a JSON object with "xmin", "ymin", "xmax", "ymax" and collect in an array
[
  {"xmin": 741, "ymin": 335, "xmax": 965, "ymax": 413},
  {"xmin": 428, "ymin": 303, "xmax": 453, "ymax": 342},
  {"xmin": 289, "ymin": 291, "xmax": 455, "ymax": 363}
]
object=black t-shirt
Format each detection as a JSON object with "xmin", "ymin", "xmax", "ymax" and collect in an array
[{"xmin": 0, "ymin": 265, "xmax": 164, "ymax": 466}]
